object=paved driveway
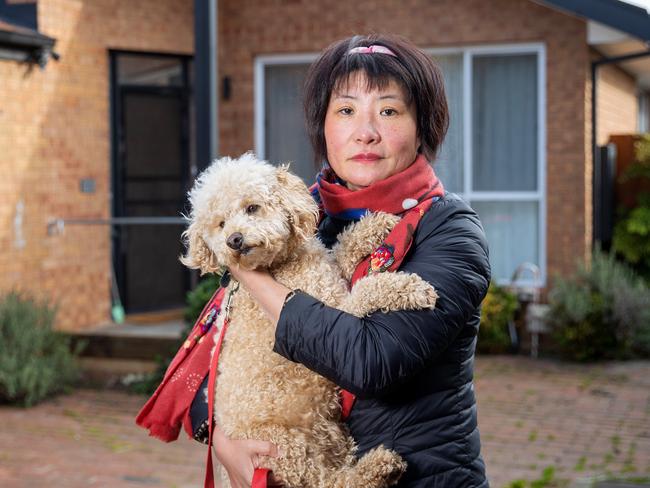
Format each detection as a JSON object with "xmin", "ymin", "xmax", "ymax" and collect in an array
[{"xmin": 1, "ymin": 356, "xmax": 649, "ymax": 487}]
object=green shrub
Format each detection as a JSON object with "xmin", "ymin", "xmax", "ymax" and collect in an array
[
  {"xmin": 613, "ymin": 194, "xmax": 650, "ymax": 283},
  {"xmin": 622, "ymin": 134, "xmax": 650, "ymax": 182},
  {"xmin": 183, "ymin": 273, "xmax": 221, "ymax": 328},
  {"xmin": 0, "ymin": 291, "xmax": 81, "ymax": 406},
  {"xmin": 478, "ymin": 283, "xmax": 518, "ymax": 354},
  {"xmin": 613, "ymin": 135, "xmax": 650, "ymax": 283},
  {"xmin": 548, "ymin": 249, "xmax": 650, "ymax": 361}
]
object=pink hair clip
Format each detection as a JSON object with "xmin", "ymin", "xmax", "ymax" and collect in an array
[{"xmin": 347, "ymin": 45, "xmax": 397, "ymax": 57}]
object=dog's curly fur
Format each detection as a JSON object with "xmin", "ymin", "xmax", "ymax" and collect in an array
[{"xmin": 180, "ymin": 153, "xmax": 438, "ymax": 488}]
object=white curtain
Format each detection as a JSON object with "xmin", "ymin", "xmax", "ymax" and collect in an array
[
  {"xmin": 433, "ymin": 54, "xmax": 464, "ymax": 194},
  {"xmin": 472, "ymin": 54, "xmax": 537, "ymax": 192},
  {"xmin": 264, "ymin": 64, "xmax": 316, "ymax": 183},
  {"xmin": 471, "ymin": 53, "xmax": 540, "ymax": 282}
]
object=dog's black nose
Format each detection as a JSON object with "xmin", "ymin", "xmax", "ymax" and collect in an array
[{"xmin": 226, "ymin": 232, "xmax": 244, "ymax": 250}]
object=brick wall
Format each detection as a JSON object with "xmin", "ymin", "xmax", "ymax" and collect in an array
[
  {"xmin": 217, "ymin": 0, "xmax": 590, "ymax": 287},
  {"xmin": 596, "ymin": 60, "xmax": 639, "ymax": 145},
  {"xmin": 0, "ymin": 0, "xmax": 193, "ymax": 330},
  {"xmin": 1, "ymin": 0, "xmax": 596, "ymax": 331}
]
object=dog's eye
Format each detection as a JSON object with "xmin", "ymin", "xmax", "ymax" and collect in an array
[
  {"xmin": 218, "ymin": 221, "xmax": 225, "ymax": 229},
  {"xmin": 246, "ymin": 204, "xmax": 260, "ymax": 214}
]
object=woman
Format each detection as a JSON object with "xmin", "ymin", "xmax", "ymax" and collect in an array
[{"xmin": 215, "ymin": 34, "xmax": 491, "ymax": 487}]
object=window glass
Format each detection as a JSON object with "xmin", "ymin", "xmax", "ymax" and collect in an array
[
  {"xmin": 472, "ymin": 54, "xmax": 538, "ymax": 192},
  {"xmin": 264, "ymin": 63, "xmax": 316, "ymax": 183},
  {"xmin": 472, "ymin": 201, "xmax": 539, "ymax": 282},
  {"xmin": 117, "ymin": 55, "xmax": 184, "ymax": 87}
]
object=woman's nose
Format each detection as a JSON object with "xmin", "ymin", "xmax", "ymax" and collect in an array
[{"xmin": 354, "ymin": 117, "xmax": 380, "ymax": 144}]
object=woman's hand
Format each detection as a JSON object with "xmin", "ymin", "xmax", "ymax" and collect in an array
[
  {"xmin": 213, "ymin": 428, "xmax": 283, "ymax": 487},
  {"xmin": 228, "ymin": 266, "xmax": 291, "ymax": 324}
]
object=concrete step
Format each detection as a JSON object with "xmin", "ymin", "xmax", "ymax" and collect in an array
[
  {"xmin": 66, "ymin": 315, "xmax": 190, "ymax": 387},
  {"xmin": 76, "ymin": 357, "xmax": 159, "ymax": 389},
  {"xmin": 68, "ymin": 319, "xmax": 188, "ymax": 361}
]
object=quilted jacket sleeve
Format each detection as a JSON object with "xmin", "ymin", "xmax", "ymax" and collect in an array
[{"xmin": 273, "ymin": 196, "xmax": 491, "ymax": 399}]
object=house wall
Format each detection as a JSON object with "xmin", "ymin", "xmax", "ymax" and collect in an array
[
  {"xmin": 596, "ymin": 60, "xmax": 639, "ymax": 144},
  {"xmin": 217, "ymin": 0, "xmax": 590, "ymax": 287},
  {"xmin": 0, "ymin": 0, "xmax": 193, "ymax": 330}
]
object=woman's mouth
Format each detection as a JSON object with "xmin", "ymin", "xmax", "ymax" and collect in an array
[{"xmin": 351, "ymin": 153, "xmax": 381, "ymax": 162}]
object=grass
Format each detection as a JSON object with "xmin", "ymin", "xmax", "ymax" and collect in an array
[{"xmin": 503, "ymin": 466, "xmax": 569, "ymax": 488}]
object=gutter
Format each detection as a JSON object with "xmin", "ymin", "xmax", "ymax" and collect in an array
[{"xmin": 0, "ymin": 18, "xmax": 58, "ymax": 67}]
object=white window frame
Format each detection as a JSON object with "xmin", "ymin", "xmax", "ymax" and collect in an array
[
  {"xmin": 255, "ymin": 43, "xmax": 547, "ymax": 287},
  {"xmin": 426, "ymin": 43, "xmax": 547, "ymax": 287},
  {"xmin": 254, "ymin": 53, "xmax": 318, "ymax": 160}
]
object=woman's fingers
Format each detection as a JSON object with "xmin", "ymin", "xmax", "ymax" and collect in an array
[
  {"xmin": 245, "ymin": 439, "xmax": 280, "ymax": 458},
  {"xmin": 245, "ymin": 440, "xmax": 285, "ymax": 486}
]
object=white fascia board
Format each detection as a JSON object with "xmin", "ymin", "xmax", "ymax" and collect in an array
[{"xmin": 588, "ymin": 20, "xmax": 633, "ymax": 45}]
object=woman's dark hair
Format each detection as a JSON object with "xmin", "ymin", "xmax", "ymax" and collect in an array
[{"xmin": 303, "ymin": 34, "xmax": 449, "ymax": 165}]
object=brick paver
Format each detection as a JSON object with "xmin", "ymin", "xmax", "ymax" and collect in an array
[
  {"xmin": 477, "ymin": 357, "xmax": 650, "ymax": 487},
  {"xmin": 1, "ymin": 356, "xmax": 649, "ymax": 487}
]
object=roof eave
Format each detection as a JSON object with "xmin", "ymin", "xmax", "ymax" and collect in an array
[{"xmin": 535, "ymin": 0, "xmax": 650, "ymax": 43}]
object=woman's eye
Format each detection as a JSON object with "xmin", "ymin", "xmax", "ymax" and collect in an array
[
  {"xmin": 218, "ymin": 221, "xmax": 225, "ymax": 228},
  {"xmin": 338, "ymin": 107, "xmax": 353, "ymax": 115},
  {"xmin": 246, "ymin": 204, "xmax": 260, "ymax": 214},
  {"xmin": 380, "ymin": 108, "xmax": 397, "ymax": 116}
]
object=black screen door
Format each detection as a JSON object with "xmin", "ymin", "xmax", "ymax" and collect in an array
[{"xmin": 111, "ymin": 52, "xmax": 193, "ymax": 314}]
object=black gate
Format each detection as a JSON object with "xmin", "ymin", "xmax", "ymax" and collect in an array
[{"xmin": 593, "ymin": 143, "xmax": 617, "ymax": 251}]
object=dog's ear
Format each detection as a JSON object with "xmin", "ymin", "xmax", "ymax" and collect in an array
[
  {"xmin": 179, "ymin": 221, "xmax": 221, "ymax": 276},
  {"xmin": 275, "ymin": 164, "xmax": 319, "ymax": 242}
]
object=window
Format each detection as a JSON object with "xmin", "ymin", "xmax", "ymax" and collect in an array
[
  {"xmin": 255, "ymin": 55, "xmax": 317, "ymax": 183},
  {"xmin": 431, "ymin": 44, "xmax": 546, "ymax": 285},
  {"xmin": 256, "ymin": 44, "xmax": 546, "ymax": 285}
]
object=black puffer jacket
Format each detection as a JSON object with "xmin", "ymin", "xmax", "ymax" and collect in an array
[{"xmin": 274, "ymin": 192, "xmax": 491, "ymax": 487}]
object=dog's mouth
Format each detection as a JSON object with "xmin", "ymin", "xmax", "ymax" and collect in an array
[{"xmin": 232, "ymin": 245, "xmax": 255, "ymax": 257}]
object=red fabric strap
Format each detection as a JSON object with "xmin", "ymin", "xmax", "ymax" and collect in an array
[
  {"xmin": 339, "ymin": 389, "xmax": 356, "ymax": 420},
  {"xmin": 252, "ymin": 468, "xmax": 272, "ymax": 488},
  {"xmin": 204, "ymin": 315, "xmax": 231, "ymax": 488}
]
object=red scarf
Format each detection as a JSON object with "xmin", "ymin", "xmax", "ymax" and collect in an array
[
  {"xmin": 315, "ymin": 154, "xmax": 444, "ymax": 417},
  {"xmin": 135, "ymin": 288, "xmax": 226, "ymax": 442}
]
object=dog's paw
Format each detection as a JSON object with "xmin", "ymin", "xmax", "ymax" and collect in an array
[
  {"xmin": 332, "ymin": 212, "xmax": 401, "ymax": 280},
  {"xmin": 341, "ymin": 271, "xmax": 437, "ymax": 317},
  {"xmin": 349, "ymin": 446, "xmax": 406, "ymax": 487}
]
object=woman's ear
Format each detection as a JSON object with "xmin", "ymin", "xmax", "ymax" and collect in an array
[
  {"xmin": 275, "ymin": 165, "xmax": 319, "ymax": 242},
  {"xmin": 179, "ymin": 221, "xmax": 221, "ymax": 275}
]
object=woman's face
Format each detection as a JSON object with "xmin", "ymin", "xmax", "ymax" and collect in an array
[{"xmin": 324, "ymin": 71, "xmax": 420, "ymax": 191}]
